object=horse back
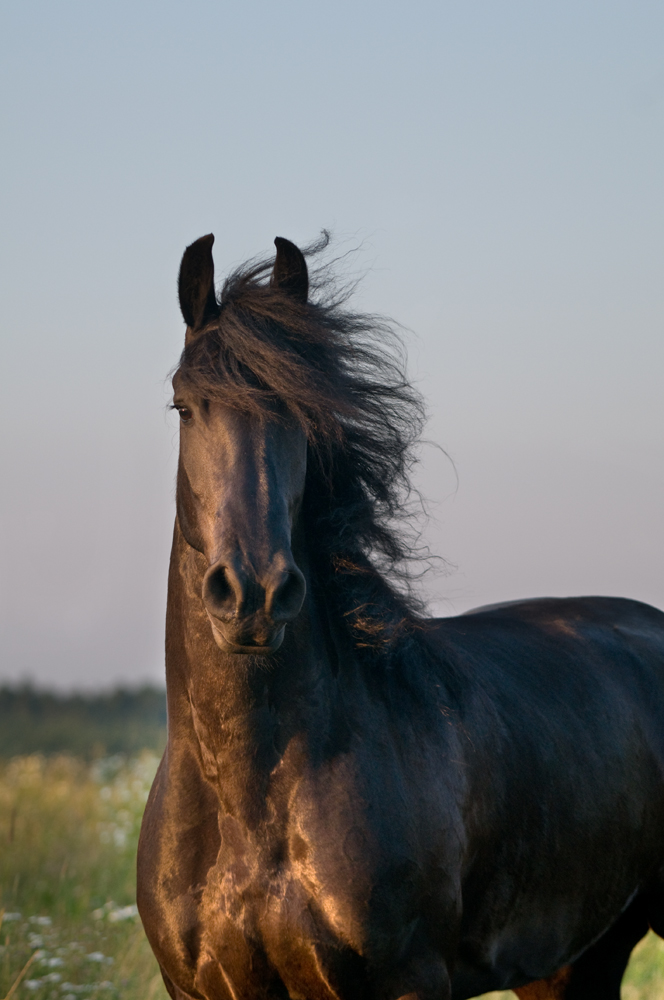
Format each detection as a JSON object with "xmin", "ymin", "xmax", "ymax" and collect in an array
[
  {"xmin": 438, "ymin": 594, "xmax": 664, "ymax": 718},
  {"xmin": 428, "ymin": 595, "xmax": 664, "ymax": 812}
]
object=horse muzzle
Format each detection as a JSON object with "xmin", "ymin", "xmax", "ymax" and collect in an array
[
  {"xmin": 202, "ymin": 558, "xmax": 306, "ymax": 655},
  {"xmin": 206, "ymin": 612, "xmax": 287, "ymax": 655}
]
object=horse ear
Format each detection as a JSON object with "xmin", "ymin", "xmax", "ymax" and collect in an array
[
  {"xmin": 270, "ymin": 237, "xmax": 308, "ymax": 303},
  {"xmin": 178, "ymin": 234, "xmax": 220, "ymax": 336}
]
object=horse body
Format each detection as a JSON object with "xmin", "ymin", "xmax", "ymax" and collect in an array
[{"xmin": 138, "ymin": 234, "xmax": 664, "ymax": 1000}]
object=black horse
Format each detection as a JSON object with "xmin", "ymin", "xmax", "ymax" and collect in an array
[{"xmin": 138, "ymin": 234, "xmax": 664, "ymax": 1000}]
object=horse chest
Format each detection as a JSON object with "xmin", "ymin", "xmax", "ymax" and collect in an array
[
  {"xmin": 188, "ymin": 780, "xmax": 450, "ymax": 1000},
  {"xmin": 188, "ymin": 839, "xmax": 371, "ymax": 1000},
  {"xmin": 207, "ymin": 798, "xmax": 406, "ymax": 945}
]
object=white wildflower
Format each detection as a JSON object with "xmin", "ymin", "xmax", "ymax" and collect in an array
[
  {"xmin": 112, "ymin": 828, "xmax": 127, "ymax": 848},
  {"xmin": 61, "ymin": 985, "xmax": 102, "ymax": 994},
  {"xmin": 107, "ymin": 904, "xmax": 138, "ymax": 922}
]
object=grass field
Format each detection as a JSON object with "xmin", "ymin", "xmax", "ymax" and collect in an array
[
  {"xmin": 1, "ymin": 753, "xmax": 664, "ymax": 1000},
  {"xmin": 0, "ymin": 753, "xmax": 167, "ymax": 1000}
]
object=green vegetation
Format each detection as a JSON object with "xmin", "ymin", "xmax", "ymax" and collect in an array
[
  {"xmin": 0, "ymin": 687, "xmax": 166, "ymax": 760},
  {"xmin": 0, "ymin": 752, "xmax": 167, "ymax": 1000},
  {"xmin": 0, "ymin": 687, "xmax": 662, "ymax": 999}
]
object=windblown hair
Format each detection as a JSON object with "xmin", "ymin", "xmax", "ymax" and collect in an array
[{"xmin": 175, "ymin": 237, "xmax": 428, "ymax": 640}]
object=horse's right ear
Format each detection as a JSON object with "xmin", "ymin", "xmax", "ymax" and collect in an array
[{"xmin": 178, "ymin": 234, "xmax": 220, "ymax": 338}]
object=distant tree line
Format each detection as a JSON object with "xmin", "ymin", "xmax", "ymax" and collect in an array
[{"xmin": 0, "ymin": 684, "xmax": 167, "ymax": 759}]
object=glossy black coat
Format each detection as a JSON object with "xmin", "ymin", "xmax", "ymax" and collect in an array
[{"xmin": 138, "ymin": 236, "xmax": 664, "ymax": 1000}]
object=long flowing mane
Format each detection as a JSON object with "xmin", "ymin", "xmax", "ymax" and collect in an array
[{"xmin": 174, "ymin": 237, "xmax": 428, "ymax": 645}]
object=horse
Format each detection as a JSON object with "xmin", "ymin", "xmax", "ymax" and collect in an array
[{"xmin": 137, "ymin": 233, "xmax": 664, "ymax": 1000}]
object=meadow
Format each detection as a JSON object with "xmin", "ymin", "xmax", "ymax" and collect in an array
[
  {"xmin": 0, "ymin": 753, "xmax": 167, "ymax": 1000},
  {"xmin": 1, "ymin": 714, "xmax": 664, "ymax": 999}
]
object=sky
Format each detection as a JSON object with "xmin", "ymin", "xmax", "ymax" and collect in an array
[{"xmin": 1, "ymin": 0, "xmax": 662, "ymax": 689}]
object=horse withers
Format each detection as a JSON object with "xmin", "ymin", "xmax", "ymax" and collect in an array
[{"xmin": 137, "ymin": 233, "xmax": 664, "ymax": 1000}]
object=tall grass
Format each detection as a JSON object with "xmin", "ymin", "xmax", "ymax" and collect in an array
[
  {"xmin": 1, "ymin": 753, "xmax": 663, "ymax": 1000},
  {"xmin": 0, "ymin": 753, "xmax": 167, "ymax": 1000}
]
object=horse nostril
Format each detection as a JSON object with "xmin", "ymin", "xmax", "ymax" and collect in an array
[
  {"xmin": 270, "ymin": 569, "xmax": 306, "ymax": 623},
  {"xmin": 203, "ymin": 561, "xmax": 305, "ymax": 634},
  {"xmin": 203, "ymin": 565, "xmax": 237, "ymax": 620}
]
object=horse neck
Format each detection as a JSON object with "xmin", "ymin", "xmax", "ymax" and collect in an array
[{"xmin": 164, "ymin": 519, "xmax": 343, "ymax": 827}]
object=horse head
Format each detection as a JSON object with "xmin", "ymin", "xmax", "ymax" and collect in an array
[{"xmin": 173, "ymin": 235, "xmax": 309, "ymax": 654}]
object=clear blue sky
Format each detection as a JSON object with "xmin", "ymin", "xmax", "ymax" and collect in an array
[{"xmin": 1, "ymin": 0, "xmax": 663, "ymax": 688}]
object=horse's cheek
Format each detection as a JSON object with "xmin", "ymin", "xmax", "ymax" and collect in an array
[{"xmin": 176, "ymin": 461, "xmax": 207, "ymax": 554}]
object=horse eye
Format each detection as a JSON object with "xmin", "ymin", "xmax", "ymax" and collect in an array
[{"xmin": 177, "ymin": 407, "xmax": 193, "ymax": 423}]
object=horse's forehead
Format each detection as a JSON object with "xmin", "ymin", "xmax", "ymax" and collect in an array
[
  {"xmin": 184, "ymin": 404, "xmax": 305, "ymax": 473},
  {"xmin": 205, "ymin": 401, "xmax": 296, "ymax": 437}
]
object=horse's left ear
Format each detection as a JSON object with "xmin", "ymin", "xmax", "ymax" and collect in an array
[
  {"xmin": 178, "ymin": 233, "xmax": 220, "ymax": 340},
  {"xmin": 270, "ymin": 237, "xmax": 308, "ymax": 303}
]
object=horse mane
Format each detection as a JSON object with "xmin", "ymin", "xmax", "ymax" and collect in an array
[{"xmin": 174, "ymin": 236, "xmax": 429, "ymax": 644}]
